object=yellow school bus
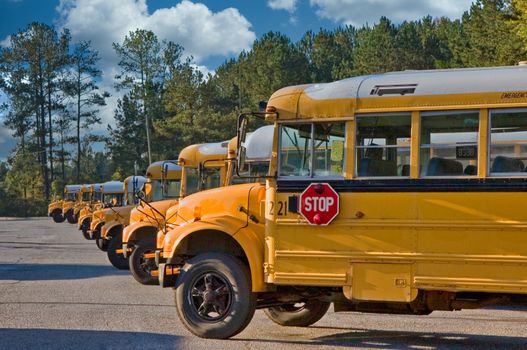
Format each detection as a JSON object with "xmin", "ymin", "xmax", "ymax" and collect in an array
[
  {"xmin": 90, "ymin": 177, "xmax": 144, "ymax": 251},
  {"xmin": 98, "ymin": 176, "xmax": 147, "ymax": 269},
  {"xmin": 49, "ymin": 184, "xmax": 81, "ymax": 223},
  {"xmin": 155, "ymin": 128, "xmax": 273, "ymax": 275},
  {"xmin": 158, "ymin": 65, "xmax": 527, "ymax": 339},
  {"xmin": 116, "ymin": 161, "xmax": 182, "ymax": 274},
  {"xmin": 76, "ymin": 183, "xmax": 104, "ymax": 238},
  {"xmin": 70, "ymin": 184, "xmax": 101, "ymax": 225},
  {"xmin": 79, "ymin": 181, "xmax": 124, "ymax": 241},
  {"xmin": 63, "ymin": 185, "xmax": 82, "ymax": 224},
  {"xmin": 125, "ymin": 142, "xmax": 230, "ymax": 285}
]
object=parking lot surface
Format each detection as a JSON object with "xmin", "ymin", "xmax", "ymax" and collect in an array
[{"xmin": 1, "ymin": 217, "xmax": 527, "ymax": 349}]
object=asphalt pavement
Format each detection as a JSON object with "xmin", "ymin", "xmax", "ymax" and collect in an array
[{"xmin": 1, "ymin": 217, "xmax": 527, "ymax": 349}]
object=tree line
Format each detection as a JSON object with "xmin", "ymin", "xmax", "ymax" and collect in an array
[{"xmin": 1, "ymin": 0, "xmax": 526, "ymax": 215}]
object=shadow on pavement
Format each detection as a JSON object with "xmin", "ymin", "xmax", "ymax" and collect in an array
[
  {"xmin": 237, "ymin": 326, "xmax": 527, "ymax": 349},
  {"xmin": 0, "ymin": 263, "xmax": 128, "ymax": 281},
  {"xmin": 0, "ymin": 328, "xmax": 180, "ymax": 349}
]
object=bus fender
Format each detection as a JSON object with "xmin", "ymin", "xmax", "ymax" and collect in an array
[
  {"xmin": 122, "ymin": 221, "xmax": 159, "ymax": 245},
  {"xmin": 167, "ymin": 220, "xmax": 266, "ymax": 292}
]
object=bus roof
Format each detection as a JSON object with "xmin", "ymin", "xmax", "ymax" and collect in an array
[
  {"xmin": 101, "ymin": 181, "xmax": 124, "ymax": 194},
  {"xmin": 146, "ymin": 161, "xmax": 181, "ymax": 179},
  {"xmin": 123, "ymin": 176, "xmax": 147, "ymax": 193},
  {"xmin": 64, "ymin": 185, "xmax": 81, "ymax": 193},
  {"xmin": 266, "ymin": 65, "xmax": 527, "ymax": 119},
  {"xmin": 178, "ymin": 141, "xmax": 229, "ymax": 167}
]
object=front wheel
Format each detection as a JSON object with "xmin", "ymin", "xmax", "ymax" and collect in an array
[
  {"xmin": 107, "ymin": 232, "xmax": 129, "ymax": 270},
  {"xmin": 264, "ymin": 300, "xmax": 330, "ymax": 327},
  {"xmin": 65, "ymin": 210, "xmax": 76, "ymax": 224},
  {"xmin": 81, "ymin": 219, "xmax": 91, "ymax": 240},
  {"xmin": 51, "ymin": 210, "xmax": 65, "ymax": 223},
  {"xmin": 129, "ymin": 239, "xmax": 158, "ymax": 285},
  {"xmin": 175, "ymin": 253, "xmax": 256, "ymax": 339}
]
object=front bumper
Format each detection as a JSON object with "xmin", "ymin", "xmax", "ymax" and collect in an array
[{"xmin": 158, "ymin": 263, "xmax": 180, "ymax": 288}]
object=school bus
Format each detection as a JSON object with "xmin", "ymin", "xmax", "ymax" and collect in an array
[
  {"xmin": 98, "ymin": 176, "xmax": 147, "ymax": 269},
  {"xmin": 155, "ymin": 128, "xmax": 273, "ymax": 274},
  {"xmin": 90, "ymin": 177, "xmax": 145, "ymax": 251},
  {"xmin": 124, "ymin": 143, "xmax": 230, "ymax": 285},
  {"xmin": 63, "ymin": 185, "xmax": 82, "ymax": 224},
  {"xmin": 77, "ymin": 183, "xmax": 105, "ymax": 239},
  {"xmin": 70, "ymin": 184, "xmax": 101, "ymax": 225},
  {"xmin": 158, "ymin": 65, "xmax": 527, "ymax": 339},
  {"xmin": 115, "ymin": 161, "xmax": 182, "ymax": 273},
  {"xmin": 79, "ymin": 181, "xmax": 124, "ymax": 241},
  {"xmin": 49, "ymin": 185, "xmax": 80, "ymax": 223}
]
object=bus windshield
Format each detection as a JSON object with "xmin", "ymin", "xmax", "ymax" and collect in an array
[
  {"xmin": 64, "ymin": 192, "xmax": 76, "ymax": 201},
  {"xmin": 82, "ymin": 192, "xmax": 91, "ymax": 201},
  {"xmin": 103, "ymin": 193, "xmax": 124, "ymax": 207},
  {"xmin": 185, "ymin": 168, "xmax": 199, "ymax": 196},
  {"xmin": 164, "ymin": 179, "xmax": 181, "ymax": 199},
  {"xmin": 201, "ymin": 167, "xmax": 222, "ymax": 190},
  {"xmin": 148, "ymin": 180, "xmax": 164, "ymax": 202}
]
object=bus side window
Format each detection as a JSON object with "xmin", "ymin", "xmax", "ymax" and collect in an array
[
  {"xmin": 489, "ymin": 110, "xmax": 527, "ymax": 176},
  {"xmin": 420, "ymin": 111, "xmax": 479, "ymax": 177},
  {"xmin": 313, "ymin": 123, "xmax": 345, "ymax": 177},
  {"xmin": 279, "ymin": 124, "xmax": 312, "ymax": 177},
  {"xmin": 356, "ymin": 114, "xmax": 411, "ymax": 177}
]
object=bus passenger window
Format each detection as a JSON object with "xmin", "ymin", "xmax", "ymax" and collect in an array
[
  {"xmin": 279, "ymin": 124, "xmax": 312, "ymax": 177},
  {"xmin": 356, "ymin": 114, "xmax": 411, "ymax": 177},
  {"xmin": 490, "ymin": 110, "xmax": 527, "ymax": 175},
  {"xmin": 313, "ymin": 123, "xmax": 345, "ymax": 177},
  {"xmin": 420, "ymin": 112, "xmax": 479, "ymax": 177}
]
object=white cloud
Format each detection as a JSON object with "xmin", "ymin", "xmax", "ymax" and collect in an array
[
  {"xmin": 268, "ymin": 0, "xmax": 297, "ymax": 12},
  {"xmin": 0, "ymin": 35, "xmax": 11, "ymax": 48},
  {"xmin": 55, "ymin": 0, "xmax": 255, "ymax": 133},
  {"xmin": 309, "ymin": 0, "xmax": 473, "ymax": 26}
]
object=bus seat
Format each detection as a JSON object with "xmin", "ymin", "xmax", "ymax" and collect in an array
[
  {"xmin": 358, "ymin": 158, "xmax": 397, "ymax": 177},
  {"xmin": 401, "ymin": 164, "xmax": 410, "ymax": 176},
  {"xmin": 491, "ymin": 156, "xmax": 524, "ymax": 173},
  {"xmin": 464, "ymin": 165, "xmax": 477, "ymax": 175},
  {"xmin": 426, "ymin": 157, "xmax": 463, "ymax": 176}
]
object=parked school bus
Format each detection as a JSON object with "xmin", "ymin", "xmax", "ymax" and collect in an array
[
  {"xmin": 79, "ymin": 181, "xmax": 124, "ymax": 241},
  {"xmin": 158, "ymin": 65, "xmax": 527, "ymax": 339},
  {"xmin": 63, "ymin": 185, "xmax": 82, "ymax": 224},
  {"xmin": 90, "ymin": 178, "xmax": 143, "ymax": 251},
  {"xmin": 134, "ymin": 140, "xmax": 237, "ymax": 285},
  {"xmin": 99, "ymin": 176, "xmax": 147, "ymax": 269},
  {"xmin": 76, "ymin": 183, "xmax": 104, "ymax": 238},
  {"xmin": 155, "ymin": 127, "xmax": 273, "ymax": 276},
  {"xmin": 118, "ymin": 161, "xmax": 182, "ymax": 277},
  {"xmin": 49, "ymin": 185, "xmax": 80, "ymax": 223},
  {"xmin": 124, "ymin": 143, "xmax": 230, "ymax": 285},
  {"xmin": 70, "ymin": 184, "xmax": 101, "ymax": 225}
]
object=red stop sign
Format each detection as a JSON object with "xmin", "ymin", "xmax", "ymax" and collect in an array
[{"xmin": 299, "ymin": 183, "xmax": 339, "ymax": 226}]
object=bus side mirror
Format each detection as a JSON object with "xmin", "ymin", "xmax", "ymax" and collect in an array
[
  {"xmin": 237, "ymin": 115, "xmax": 248, "ymax": 173},
  {"xmin": 136, "ymin": 190, "xmax": 146, "ymax": 201}
]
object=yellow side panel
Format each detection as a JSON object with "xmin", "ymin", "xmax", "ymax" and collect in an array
[{"xmin": 350, "ymin": 263, "xmax": 416, "ymax": 302}]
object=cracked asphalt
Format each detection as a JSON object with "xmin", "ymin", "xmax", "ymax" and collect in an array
[{"xmin": 1, "ymin": 217, "xmax": 527, "ymax": 349}]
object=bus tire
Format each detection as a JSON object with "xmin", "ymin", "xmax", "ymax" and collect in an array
[
  {"xmin": 51, "ymin": 210, "xmax": 65, "ymax": 223},
  {"xmin": 264, "ymin": 300, "xmax": 330, "ymax": 327},
  {"xmin": 129, "ymin": 239, "xmax": 158, "ymax": 285},
  {"xmin": 107, "ymin": 233, "xmax": 129, "ymax": 270},
  {"xmin": 81, "ymin": 219, "xmax": 91, "ymax": 240},
  {"xmin": 65, "ymin": 210, "xmax": 76, "ymax": 224},
  {"xmin": 174, "ymin": 253, "xmax": 256, "ymax": 339}
]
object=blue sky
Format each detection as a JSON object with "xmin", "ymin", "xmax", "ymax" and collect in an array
[{"xmin": 0, "ymin": 0, "xmax": 474, "ymax": 160}]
